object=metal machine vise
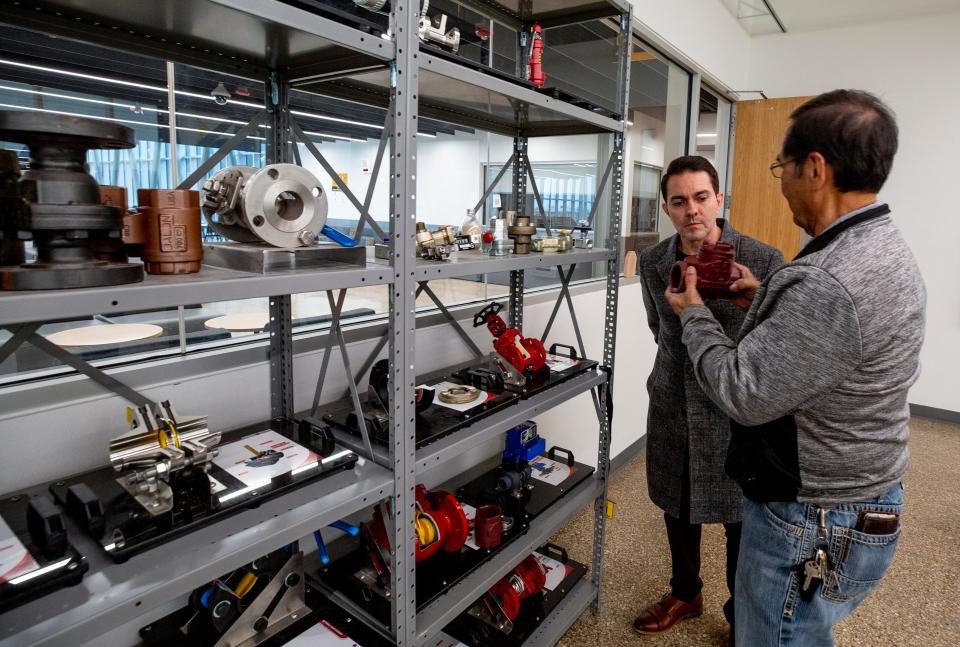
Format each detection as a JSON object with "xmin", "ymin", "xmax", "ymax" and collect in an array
[{"xmin": 109, "ymin": 401, "xmax": 219, "ymax": 517}]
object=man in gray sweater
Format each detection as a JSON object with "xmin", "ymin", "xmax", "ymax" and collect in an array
[{"xmin": 666, "ymin": 89, "xmax": 926, "ymax": 645}]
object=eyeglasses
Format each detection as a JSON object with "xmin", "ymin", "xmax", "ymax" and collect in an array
[{"xmin": 769, "ymin": 157, "xmax": 795, "ymax": 179}]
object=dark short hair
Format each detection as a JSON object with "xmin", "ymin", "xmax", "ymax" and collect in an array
[
  {"xmin": 660, "ymin": 155, "xmax": 720, "ymax": 202},
  {"xmin": 783, "ymin": 89, "xmax": 898, "ymax": 193}
]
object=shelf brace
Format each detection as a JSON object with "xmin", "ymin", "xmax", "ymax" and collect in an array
[
  {"xmin": 526, "ymin": 162, "xmax": 551, "ymax": 235},
  {"xmin": 0, "ymin": 322, "xmax": 40, "ymax": 365},
  {"xmin": 585, "ymin": 148, "xmax": 617, "ymax": 228},
  {"xmin": 290, "ymin": 118, "xmax": 387, "ymax": 242},
  {"xmin": 338, "ymin": 282, "xmax": 427, "ymax": 402},
  {"xmin": 2, "ymin": 325, "xmax": 154, "ymax": 408},
  {"xmin": 309, "ymin": 290, "xmax": 375, "ymax": 461},
  {"xmin": 175, "ymin": 110, "xmax": 268, "ymax": 190},
  {"xmin": 472, "ymin": 152, "xmax": 516, "ymax": 217},
  {"xmin": 539, "ymin": 266, "xmax": 601, "ymax": 419},
  {"xmin": 354, "ymin": 111, "xmax": 394, "ymax": 244},
  {"xmin": 418, "ymin": 281, "xmax": 485, "ymax": 359}
]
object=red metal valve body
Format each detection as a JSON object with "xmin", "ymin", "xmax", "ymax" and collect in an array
[
  {"xmin": 528, "ymin": 24, "xmax": 546, "ymax": 89},
  {"xmin": 669, "ymin": 241, "xmax": 742, "ymax": 299}
]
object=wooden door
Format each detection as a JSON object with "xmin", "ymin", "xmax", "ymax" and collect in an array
[{"xmin": 729, "ymin": 97, "xmax": 812, "ymax": 259}]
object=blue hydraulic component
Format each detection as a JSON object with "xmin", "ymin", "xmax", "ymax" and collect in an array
[
  {"xmin": 502, "ymin": 421, "xmax": 544, "ymax": 464},
  {"xmin": 313, "ymin": 530, "xmax": 331, "ymax": 565},
  {"xmin": 313, "ymin": 519, "xmax": 361, "ymax": 566},
  {"xmin": 320, "ymin": 224, "xmax": 357, "ymax": 247},
  {"xmin": 329, "ymin": 520, "xmax": 360, "ymax": 536}
]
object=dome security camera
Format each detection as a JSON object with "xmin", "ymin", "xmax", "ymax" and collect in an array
[{"xmin": 210, "ymin": 82, "xmax": 231, "ymax": 105}]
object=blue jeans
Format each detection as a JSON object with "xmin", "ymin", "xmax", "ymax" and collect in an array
[{"xmin": 735, "ymin": 483, "xmax": 903, "ymax": 646}]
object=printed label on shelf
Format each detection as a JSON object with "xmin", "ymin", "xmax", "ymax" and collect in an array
[
  {"xmin": 419, "ymin": 382, "xmax": 494, "ymax": 413},
  {"xmin": 529, "ymin": 456, "xmax": 573, "ymax": 486},
  {"xmin": 460, "ymin": 502, "xmax": 479, "ymax": 550},
  {"xmin": 545, "ymin": 353, "xmax": 579, "ymax": 373},
  {"xmin": 282, "ymin": 619, "xmax": 359, "ymax": 646},
  {"xmin": 213, "ymin": 430, "xmax": 320, "ymax": 489},
  {"xmin": 533, "ymin": 552, "xmax": 573, "ymax": 591},
  {"xmin": 0, "ymin": 516, "xmax": 40, "ymax": 584}
]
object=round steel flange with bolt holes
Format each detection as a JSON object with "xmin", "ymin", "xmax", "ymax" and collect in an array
[
  {"xmin": 438, "ymin": 385, "xmax": 480, "ymax": 404},
  {"xmin": 201, "ymin": 164, "xmax": 328, "ymax": 248},
  {"xmin": 241, "ymin": 164, "xmax": 327, "ymax": 248}
]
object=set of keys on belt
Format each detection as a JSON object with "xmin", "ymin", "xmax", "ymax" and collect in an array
[{"xmin": 798, "ymin": 507, "xmax": 831, "ymax": 601}]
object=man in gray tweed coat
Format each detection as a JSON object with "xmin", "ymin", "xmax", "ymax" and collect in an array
[{"xmin": 635, "ymin": 156, "xmax": 783, "ymax": 638}]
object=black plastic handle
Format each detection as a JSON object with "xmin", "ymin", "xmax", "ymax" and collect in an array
[
  {"xmin": 539, "ymin": 542, "xmax": 569, "ymax": 563},
  {"xmin": 547, "ymin": 445, "xmax": 575, "ymax": 467},
  {"xmin": 548, "ymin": 343, "xmax": 578, "ymax": 359}
]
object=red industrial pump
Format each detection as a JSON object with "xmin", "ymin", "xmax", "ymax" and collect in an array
[{"xmin": 473, "ymin": 302, "xmax": 547, "ymax": 375}]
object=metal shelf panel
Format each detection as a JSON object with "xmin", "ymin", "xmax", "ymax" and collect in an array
[
  {"xmin": 415, "ymin": 475, "xmax": 601, "ymax": 646},
  {"xmin": 0, "ymin": 263, "xmax": 389, "ymax": 325},
  {"xmin": 521, "ymin": 579, "xmax": 596, "ymax": 647},
  {"xmin": 412, "ymin": 248, "xmax": 616, "ymax": 281},
  {"xmin": 0, "ymin": 0, "xmax": 394, "ymax": 80},
  {"xmin": 419, "ymin": 55, "xmax": 623, "ymax": 134},
  {"xmin": 303, "ymin": 59, "xmax": 624, "ymax": 136},
  {"xmin": 0, "ymin": 459, "xmax": 393, "ymax": 647},
  {"xmin": 415, "ymin": 370, "xmax": 605, "ymax": 473},
  {"xmin": 326, "ymin": 370, "xmax": 604, "ymax": 473}
]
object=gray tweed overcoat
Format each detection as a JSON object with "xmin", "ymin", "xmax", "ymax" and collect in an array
[{"xmin": 638, "ymin": 220, "xmax": 783, "ymax": 523}]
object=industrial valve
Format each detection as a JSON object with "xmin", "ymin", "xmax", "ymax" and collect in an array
[
  {"xmin": 527, "ymin": 24, "xmax": 546, "ymax": 89},
  {"xmin": 669, "ymin": 241, "xmax": 742, "ymax": 299},
  {"xmin": 109, "ymin": 401, "xmax": 219, "ymax": 517},
  {"xmin": 201, "ymin": 164, "xmax": 355, "ymax": 249},
  {"xmin": 417, "ymin": 0, "xmax": 461, "ymax": 52},
  {"xmin": 531, "ymin": 231, "xmax": 572, "ymax": 253},
  {"xmin": 507, "ymin": 215, "xmax": 536, "ymax": 254},
  {"xmin": 370, "ymin": 484, "xmax": 468, "ymax": 562},
  {"xmin": 472, "ymin": 301, "xmax": 547, "ymax": 375},
  {"xmin": 471, "ymin": 555, "xmax": 547, "ymax": 633}
]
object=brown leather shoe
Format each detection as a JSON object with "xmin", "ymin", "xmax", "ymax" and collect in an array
[{"xmin": 633, "ymin": 592, "xmax": 704, "ymax": 634}]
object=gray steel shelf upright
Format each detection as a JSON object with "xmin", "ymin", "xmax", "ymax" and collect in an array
[
  {"xmin": 0, "ymin": 0, "xmax": 630, "ymax": 645},
  {"xmin": 302, "ymin": 0, "xmax": 631, "ymax": 645},
  {"xmin": 0, "ymin": 1, "xmax": 408, "ymax": 646}
]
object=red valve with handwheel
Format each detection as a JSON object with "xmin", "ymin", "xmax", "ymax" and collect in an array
[
  {"xmin": 486, "ymin": 555, "xmax": 547, "ymax": 621},
  {"xmin": 472, "ymin": 301, "xmax": 547, "ymax": 375},
  {"xmin": 528, "ymin": 24, "xmax": 546, "ymax": 89},
  {"xmin": 369, "ymin": 484, "xmax": 468, "ymax": 563}
]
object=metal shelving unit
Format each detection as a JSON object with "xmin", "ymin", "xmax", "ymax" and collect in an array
[
  {"xmin": 328, "ymin": 368, "xmax": 607, "ymax": 471},
  {"xmin": 0, "ymin": 459, "xmax": 393, "ymax": 647},
  {"xmin": 0, "ymin": 0, "xmax": 629, "ymax": 644}
]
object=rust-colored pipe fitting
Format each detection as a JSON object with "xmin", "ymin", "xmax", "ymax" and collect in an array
[{"xmin": 138, "ymin": 189, "xmax": 203, "ymax": 274}]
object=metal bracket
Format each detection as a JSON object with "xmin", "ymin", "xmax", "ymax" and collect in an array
[
  {"xmin": 526, "ymin": 162, "xmax": 551, "ymax": 234},
  {"xmin": 309, "ymin": 289, "xmax": 376, "ymax": 462},
  {"xmin": 176, "ymin": 110, "xmax": 268, "ymax": 191},
  {"xmin": 2, "ymin": 324, "xmax": 154, "ymax": 408},
  {"xmin": 291, "ymin": 118, "xmax": 388, "ymax": 242}
]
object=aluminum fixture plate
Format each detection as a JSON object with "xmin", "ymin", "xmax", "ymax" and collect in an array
[
  {"xmin": 0, "ymin": 458, "xmax": 393, "ymax": 647},
  {"xmin": 0, "ymin": 262, "xmax": 389, "ymax": 326},
  {"xmin": 0, "ymin": 0, "xmax": 394, "ymax": 81},
  {"xmin": 415, "ymin": 475, "xmax": 602, "ymax": 646},
  {"xmin": 407, "ymin": 247, "xmax": 616, "ymax": 281},
  {"xmin": 324, "ymin": 369, "xmax": 605, "ymax": 473}
]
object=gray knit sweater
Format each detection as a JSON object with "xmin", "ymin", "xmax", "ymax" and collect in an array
[{"xmin": 679, "ymin": 207, "xmax": 926, "ymax": 503}]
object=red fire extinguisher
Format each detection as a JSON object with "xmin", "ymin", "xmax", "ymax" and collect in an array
[{"xmin": 528, "ymin": 23, "xmax": 546, "ymax": 89}]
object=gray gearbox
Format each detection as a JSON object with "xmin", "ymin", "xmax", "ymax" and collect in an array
[{"xmin": 201, "ymin": 164, "xmax": 329, "ymax": 248}]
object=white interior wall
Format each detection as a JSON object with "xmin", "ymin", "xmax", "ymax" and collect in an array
[
  {"xmin": 629, "ymin": 0, "xmax": 752, "ymax": 91},
  {"xmin": 748, "ymin": 11, "xmax": 960, "ymax": 411}
]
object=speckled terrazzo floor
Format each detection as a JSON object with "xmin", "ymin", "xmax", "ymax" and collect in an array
[{"xmin": 549, "ymin": 417, "xmax": 960, "ymax": 646}]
